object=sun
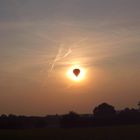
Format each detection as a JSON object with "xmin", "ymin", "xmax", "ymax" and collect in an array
[{"xmin": 67, "ymin": 65, "xmax": 86, "ymax": 82}]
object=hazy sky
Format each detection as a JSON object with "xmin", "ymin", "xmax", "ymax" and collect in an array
[{"xmin": 0, "ymin": 0, "xmax": 140, "ymax": 115}]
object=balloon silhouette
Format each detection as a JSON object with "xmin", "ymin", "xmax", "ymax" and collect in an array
[{"xmin": 73, "ymin": 69, "xmax": 80, "ymax": 77}]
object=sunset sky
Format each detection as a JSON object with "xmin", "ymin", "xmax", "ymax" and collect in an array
[{"xmin": 0, "ymin": 0, "xmax": 140, "ymax": 115}]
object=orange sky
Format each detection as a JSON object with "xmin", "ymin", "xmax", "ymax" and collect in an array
[{"xmin": 0, "ymin": 0, "xmax": 140, "ymax": 115}]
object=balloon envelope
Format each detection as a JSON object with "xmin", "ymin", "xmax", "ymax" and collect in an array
[{"xmin": 73, "ymin": 69, "xmax": 80, "ymax": 77}]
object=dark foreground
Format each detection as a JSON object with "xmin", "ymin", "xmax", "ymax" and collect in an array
[{"xmin": 0, "ymin": 125, "xmax": 140, "ymax": 140}]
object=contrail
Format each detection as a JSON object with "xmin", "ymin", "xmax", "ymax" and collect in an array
[
  {"xmin": 49, "ymin": 44, "xmax": 64, "ymax": 72},
  {"xmin": 48, "ymin": 37, "xmax": 88, "ymax": 75},
  {"xmin": 48, "ymin": 45, "xmax": 72, "ymax": 73},
  {"xmin": 41, "ymin": 37, "xmax": 88, "ymax": 87},
  {"xmin": 62, "ymin": 48, "xmax": 72, "ymax": 58}
]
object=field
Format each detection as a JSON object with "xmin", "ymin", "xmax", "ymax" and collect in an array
[{"xmin": 0, "ymin": 125, "xmax": 140, "ymax": 140}]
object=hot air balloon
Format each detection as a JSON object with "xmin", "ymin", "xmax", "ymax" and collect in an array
[{"xmin": 73, "ymin": 68, "xmax": 80, "ymax": 77}]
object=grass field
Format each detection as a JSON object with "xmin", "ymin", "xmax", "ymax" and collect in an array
[{"xmin": 0, "ymin": 125, "xmax": 140, "ymax": 140}]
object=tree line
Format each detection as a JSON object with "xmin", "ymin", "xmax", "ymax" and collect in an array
[
  {"xmin": 0, "ymin": 102, "xmax": 140, "ymax": 128},
  {"xmin": 61, "ymin": 102, "xmax": 140, "ymax": 127}
]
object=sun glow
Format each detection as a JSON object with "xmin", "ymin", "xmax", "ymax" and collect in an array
[{"xmin": 67, "ymin": 65, "xmax": 86, "ymax": 82}]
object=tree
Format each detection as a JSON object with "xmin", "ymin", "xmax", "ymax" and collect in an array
[
  {"xmin": 93, "ymin": 103, "xmax": 116, "ymax": 118},
  {"xmin": 63, "ymin": 111, "xmax": 80, "ymax": 120},
  {"xmin": 61, "ymin": 111, "xmax": 80, "ymax": 127},
  {"xmin": 138, "ymin": 101, "xmax": 140, "ymax": 110},
  {"xmin": 0, "ymin": 114, "xmax": 7, "ymax": 118}
]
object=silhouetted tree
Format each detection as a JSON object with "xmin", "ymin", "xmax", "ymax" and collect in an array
[
  {"xmin": 0, "ymin": 114, "xmax": 7, "ymax": 118},
  {"xmin": 119, "ymin": 108, "xmax": 139, "ymax": 117},
  {"xmin": 138, "ymin": 101, "xmax": 140, "ymax": 110},
  {"xmin": 93, "ymin": 103, "xmax": 116, "ymax": 119},
  {"xmin": 118, "ymin": 107, "xmax": 140, "ymax": 125},
  {"xmin": 63, "ymin": 111, "xmax": 80, "ymax": 120},
  {"xmin": 61, "ymin": 111, "xmax": 80, "ymax": 127},
  {"xmin": 8, "ymin": 114, "xmax": 17, "ymax": 119}
]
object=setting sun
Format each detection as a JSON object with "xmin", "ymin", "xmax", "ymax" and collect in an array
[{"xmin": 67, "ymin": 65, "xmax": 86, "ymax": 82}]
